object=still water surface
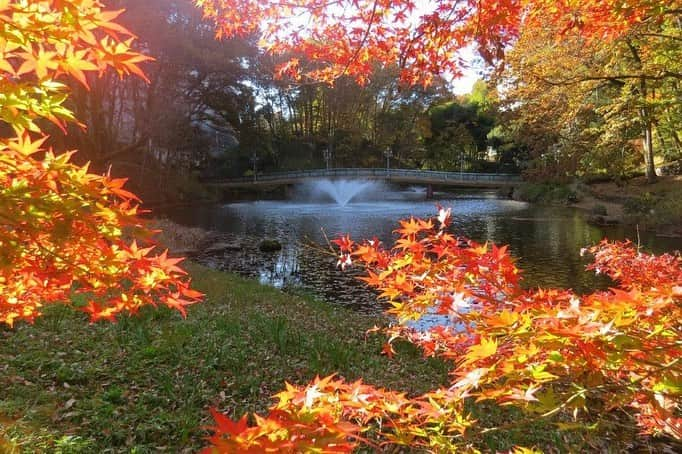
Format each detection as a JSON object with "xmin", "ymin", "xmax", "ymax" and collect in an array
[{"xmin": 168, "ymin": 188, "xmax": 682, "ymax": 312}]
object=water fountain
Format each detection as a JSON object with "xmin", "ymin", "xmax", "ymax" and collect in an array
[
  {"xmin": 171, "ymin": 178, "xmax": 682, "ymax": 314},
  {"xmin": 302, "ymin": 179, "xmax": 386, "ymax": 206}
]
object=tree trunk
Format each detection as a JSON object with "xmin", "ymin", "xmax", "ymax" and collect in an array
[
  {"xmin": 640, "ymin": 108, "xmax": 656, "ymax": 183},
  {"xmin": 627, "ymin": 41, "xmax": 657, "ymax": 184}
]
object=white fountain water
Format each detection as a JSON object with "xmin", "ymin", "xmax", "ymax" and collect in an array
[{"xmin": 302, "ymin": 179, "xmax": 385, "ymax": 206}]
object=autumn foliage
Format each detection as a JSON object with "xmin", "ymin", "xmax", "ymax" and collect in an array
[
  {"xmin": 0, "ymin": 0, "xmax": 201, "ymax": 327},
  {"xmin": 3, "ymin": 0, "xmax": 681, "ymax": 451},
  {"xmin": 205, "ymin": 209, "xmax": 681, "ymax": 451},
  {"xmin": 196, "ymin": 0, "xmax": 676, "ymax": 86}
]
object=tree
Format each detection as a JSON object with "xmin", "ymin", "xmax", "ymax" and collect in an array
[
  {"xmin": 56, "ymin": 0, "xmax": 258, "ymax": 201},
  {"xmin": 241, "ymin": 63, "xmax": 450, "ymax": 172},
  {"xmin": 0, "ymin": 0, "xmax": 202, "ymax": 327},
  {"xmin": 496, "ymin": 25, "xmax": 621, "ymax": 180},
  {"xmin": 499, "ymin": 14, "xmax": 682, "ymax": 182},
  {"xmin": 197, "ymin": 0, "xmax": 682, "ymax": 181},
  {"xmin": 423, "ymin": 95, "xmax": 496, "ymax": 171},
  {"xmin": 196, "ymin": 1, "xmax": 677, "ymax": 86}
]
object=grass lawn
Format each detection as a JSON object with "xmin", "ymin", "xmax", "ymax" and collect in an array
[
  {"xmin": 0, "ymin": 263, "xmax": 450, "ymax": 453},
  {"xmin": 2, "ymin": 263, "xmax": 660, "ymax": 453}
]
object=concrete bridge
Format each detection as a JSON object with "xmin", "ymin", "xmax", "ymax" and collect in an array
[{"xmin": 206, "ymin": 168, "xmax": 522, "ymax": 189}]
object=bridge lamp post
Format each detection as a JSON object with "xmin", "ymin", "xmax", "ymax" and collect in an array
[
  {"xmin": 384, "ymin": 147, "xmax": 393, "ymax": 177},
  {"xmin": 323, "ymin": 147, "xmax": 332, "ymax": 171},
  {"xmin": 250, "ymin": 152, "xmax": 259, "ymax": 182}
]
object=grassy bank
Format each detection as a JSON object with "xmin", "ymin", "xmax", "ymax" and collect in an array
[
  {"xmin": 618, "ymin": 180, "xmax": 682, "ymax": 233},
  {"xmin": 513, "ymin": 182, "xmax": 579, "ymax": 205},
  {"xmin": 0, "ymin": 264, "xmax": 450, "ymax": 453},
  {"xmin": 514, "ymin": 177, "xmax": 682, "ymax": 234}
]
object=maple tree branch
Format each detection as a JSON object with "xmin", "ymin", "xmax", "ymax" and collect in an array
[
  {"xmin": 473, "ymin": 386, "xmax": 595, "ymax": 438},
  {"xmin": 530, "ymin": 71, "xmax": 682, "ymax": 87},
  {"xmin": 94, "ymin": 136, "xmax": 149, "ymax": 165},
  {"xmin": 336, "ymin": 0, "xmax": 379, "ymax": 80},
  {"xmin": 639, "ymin": 33, "xmax": 682, "ymax": 43},
  {"xmin": 474, "ymin": 368, "xmax": 681, "ymax": 440},
  {"xmin": 400, "ymin": 0, "xmax": 467, "ymax": 70}
]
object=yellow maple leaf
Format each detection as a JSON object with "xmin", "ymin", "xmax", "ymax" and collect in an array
[{"xmin": 462, "ymin": 337, "xmax": 498, "ymax": 366}]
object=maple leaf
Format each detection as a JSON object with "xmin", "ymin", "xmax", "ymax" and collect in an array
[
  {"xmin": 395, "ymin": 236, "xmax": 422, "ymax": 251},
  {"xmin": 437, "ymin": 206, "xmax": 452, "ymax": 228},
  {"xmin": 453, "ymin": 368, "xmax": 489, "ymax": 391},
  {"xmin": 381, "ymin": 342, "xmax": 396, "ymax": 358},
  {"xmin": 337, "ymin": 253, "xmax": 352, "ymax": 270},
  {"xmin": 462, "ymin": 337, "xmax": 498, "ymax": 367},
  {"xmin": 94, "ymin": 9, "xmax": 131, "ymax": 35},
  {"xmin": 332, "ymin": 234, "xmax": 354, "ymax": 252},
  {"xmin": 481, "ymin": 311, "xmax": 517, "ymax": 333},
  {"xmin": 499, "ymin": 385, "xmax": 541, "ymax": 404},
  {"xmin": 6, "ymin": 134, "xmax": 48, "ymax": 157},
  {"xmin": 207, "ymin": 409, "xmax": 249, "ymax": 437},
  {"xmin": 62, "ymin": 48, "xmax": 98, "ymax": 88},
  {"xmin": 358, "ymin": 270, "xmax": 382, "ymax": 287},
  {"xmin": 395, "ymin": 217, "xmax": 427, "ymax": 236},
  {"xmin": 17, "ymin": 48, "xmax": 59, "ymax": 78}
]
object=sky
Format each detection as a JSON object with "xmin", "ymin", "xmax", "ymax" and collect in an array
[{"xmin": 449, "ymin": 46, "xmax": 483, "ymax": 95}]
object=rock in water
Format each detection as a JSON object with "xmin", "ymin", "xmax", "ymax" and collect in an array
[{"xmin": 258, "ymin": 239, "xmax": 282, "ymax": 252}]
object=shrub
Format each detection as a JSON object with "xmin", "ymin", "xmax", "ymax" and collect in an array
[
  {"xmin": 623, "ymin": 190, "xmax": 682, "ymax": 227},
  {"xmin": 515, "ymin": 183, "xmax": 579, "ymax": 205}
]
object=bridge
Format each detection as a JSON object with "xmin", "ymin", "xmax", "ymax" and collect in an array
[{"xmin": 206, "ymin": 168, "xmax": 521, "ymax": 189}]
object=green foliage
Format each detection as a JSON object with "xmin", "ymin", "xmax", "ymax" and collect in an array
[
  {"xmin": 514, "ymin": 183, "xmax": 579, "ymax": 205},
  {"xmin": 213, "ymin": 66, "xmax": 456, "ymax": 175},
  {"xmin": 423, "ymin": 92, "xmax": 499, "ymax": 171},
  {"xmin": 624, "ymin": 188, "xmax": 682, "ymax": 226}
]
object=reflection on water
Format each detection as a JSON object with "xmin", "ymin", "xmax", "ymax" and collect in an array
[{"xmin": 168, "ymin": 188, "xmax": 682, "ymax": 312}]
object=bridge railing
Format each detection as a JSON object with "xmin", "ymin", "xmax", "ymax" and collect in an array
[{"xmin": 211, "ymin": 168, "xmax": 521, "ymax": 184}]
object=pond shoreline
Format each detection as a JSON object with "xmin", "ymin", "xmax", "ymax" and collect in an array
[
  {"xmin": 154, "ymin": 189, "xmax": 682, "ymax": 305},
  {"xmin": 512, "ymin": 177, "xmax": 682, "ymax": 238},
  {"xmin": 150, "ymin": 217, "xmax": 384, "ymax": 313}
]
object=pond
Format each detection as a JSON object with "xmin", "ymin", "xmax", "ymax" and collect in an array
[{"xmin": 166, "ymin": 182, "xmax": 682, "ymax": 315}]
